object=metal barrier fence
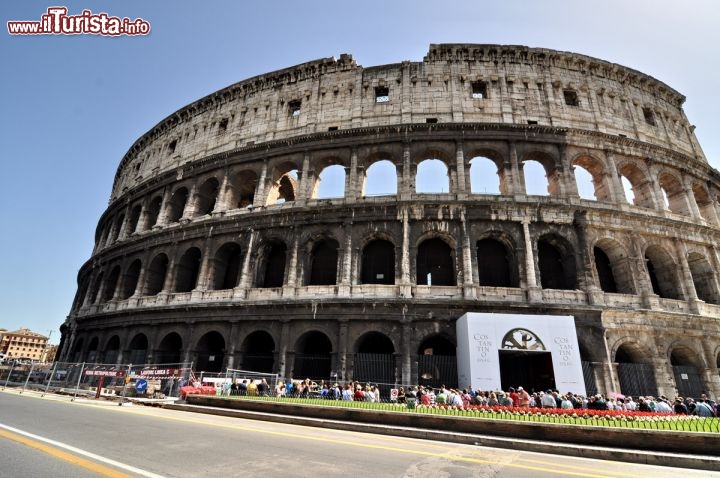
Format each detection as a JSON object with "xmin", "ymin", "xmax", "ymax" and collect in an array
[{"xmin": 0, "ymin": 360, "xmax": 193, "ymax": 400}]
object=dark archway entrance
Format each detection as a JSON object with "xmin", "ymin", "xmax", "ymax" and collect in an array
[
  {"xmin": 671, "ymin": 348, "xmax": 705, "ymax": 399},
  {"xmin": 361, "ymin": 240, "xmax": 395, "ymax": 285},
  {"xmin": 416, "ymin": 238, "xmax": 455, "ymax": 286},
  {"xmin": 499, "ymin": 350, "xmax": 555, "ymax": 393},
  {"xmin": 195, "ymin": 331, "xmax": 225, "ymax": 373},
  {"xmin": 156, "ymin": 333, "xmax": 183, "ymax": 364},
  {"xmin": 293, "ymin": 331, "xmax": 331, "ymax": 380},
  {"xmin": 354, "ymin": 332, "xmax": 395, "ymax": 388},
  {"xmin": 127, "ymin": 334, "xmax": 148, "ymax": 364},
  {"xmin": 417, "ymin": 335, "xmax": 457, "ymax": 388},
  {"xmin": 103, "ymin": 336, "xmax": 120, "ymax": 364},
  {"xmin": 308, "ymin": 240, "xmax": 339, "ymax": 285},
  {"xmin": 240, "ymin": 331, "xmax": 275, "ymax": 373},
  {"xmin": 615, "ymin": 343, "xmax": 658, "ymax": 397}
]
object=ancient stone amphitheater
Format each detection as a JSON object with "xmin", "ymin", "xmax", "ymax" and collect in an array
[{"xmin": 59, "ymin": 44, "xmax": 720, "ymax": 399}]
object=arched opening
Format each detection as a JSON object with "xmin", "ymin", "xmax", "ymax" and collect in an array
[
  {"xmin": 156, "ymin": 333, "xmax": 183, "ymax": 364},
  {"xmin": 645, "ymin": 245, "xmax": 681, "ymax": 299},
  {"xmin": 210, "ymin": 242, "xmax": 243, "ymax": 290},
  {"xmin": 578, "ymin": 342, "xmax": 598, "ymax": 396},
  {"xmin": 111, "ymin": 214, "xmax": 125, "ymax": 242},
  {"xmin": 476, "ymin": 237, "xmax": 516, "ymax": 287},
  {"xmin": 692, "ymin": 183, "xmax": 716, "ymax": 223},
  {"xmin": 615, "ymin": 342, "xmax": 657, "ymax": 397},
  {"xmin": 165, "ymin": 187, "xmax": 188, "ymax": 223},
  {"xmin": 194, "ymin": 177, "xmax": 220, "ymax": 217},
  {"xmin": 417, "ymin": 335, "xmax": 457, "ymax": 388},
  {"xmin": 658, "ymin": 173, "xmax": 688, "ymax": 215},
  {"xmin": 120, "ymin": 259, "xmax": 141, "ymax": 299},
  {"xmin": 620, "ymin": 176, "xmax": 635, "ymax": 205},
  {"xmin": 537, "ymin": 236, "xmax": 576, "ymax": 290},
  {"xmin": 174, "ymin": 247, "xmax": 201, "ymax": 293},
  {"xmin": 670, "ymin": 346, "xmax": 705, "ymax": 399},
  {"xmin": 258, "ymin": 242, "xmax": 287, "ymax": 288},
  {"xmin": 195, "ymin": 331, "xmax": 225, "ymax": 373},
  {"xmin": 416, "ymin": 238, "xmax": 455, "ymax": 286},
  {"xmin": 127, "ymin": 334, "xmax": 148, "ymax": 364},
  {"xmin": 266, "ymin": 163, "xmax": 298, "ymax": 205},
  {"xmin": 593, "ymin": 247, "xmax": 617, "ymax": 293},
  {"xmin": 293, "ymin": 331, "xmax": 332, "ymax": 380},
  {"xmin": 127, "ymin": 205, "xmax": 142, "ymax": 235},
  {"xmin": 687, "ymin": 252, "xmax": 720, "ymax": 304},
  {"xmin": 618, "ymin": 163, "xmax": 654, "ymax": 208},
  {"xmin": 307, "ymin": 239, "xmax": 338, "ymax": 286},
  {"xmin": 573, "ymin": 156, "xmax": 610, "ymax": 201},
  {"xmin": 354, "ymin": 332, "xmax": 395, "ymax": 388},
  {"xmin": 593, "ymin": 239, "xmax": 635, "ymax": 294},
  {"xmin": 363, "ymin": 160, "xmax": 397, "ymax": 196},
  {"xmin": 103, "ymin": 335, "xmax": 120, "ymax": 364},
  {"xmin": 86, "ymin": 337, "xmax": 99, "ymax": 363},
  {"xmin": 469, "ymin": 156, "xmax": 500, "ymax": 194},
  {"xmin": 87, "ymin": 272, "xmax": 104, "ymax": 305},
  {"xmin": 102, "ymin": 266, "xmax": 121, "ymax": 302},
  {"xmin": 522, "ymin": 159, "xmax": 550, "ymax": 196},
  {"xmin": 240, "ymin": 331, "xmax": 275, "ymax": 373},
  {"xmin": 361, "ymin": 239, "xmax": 395, "ymax": 285},
  {"xmin": 416, "ymin": 159, "xmax": 449, "ymax": 193},
  {"xmin": 228, "ymin": 170, "xmax": 258, "ymax": 209},
  {"xmin": 144, "ymin": 254, "xmax": 168, "ymax": 296},
  {"xmin": 314, "ymin": 164, "xmax": 346, "ymax": 199},
  {"xmin": 70, "ymin": 338, "xmax": 84, "ymax": 363},
  {"xmin": 146, "ymin": 196, "xmax": 163, "ymax": 229}
]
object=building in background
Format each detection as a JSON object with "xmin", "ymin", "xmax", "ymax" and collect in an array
[{"xmin": 0, "ymin": 328, "xmax": 49, "ymax": 362}]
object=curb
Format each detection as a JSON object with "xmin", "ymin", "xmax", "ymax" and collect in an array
[{"xmin": 165, "ymin": 402, "xmax": 720, "ymax": 472}]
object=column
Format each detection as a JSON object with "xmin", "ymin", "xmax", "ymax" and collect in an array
[
  {"xmin": 682, "ymin": 182, "xmax": 702, "ymax": 220},
  {"xmin": 460, "ymin": 209, "xmax": 475, "ymax": 299},
  {"xmin": 180, "ymin": 183, "xmax": 198, "ymax": 222},
  {"xmin": 509, "ymin": 142, "xmax": 524, "ymax": 194},
  {"xmin": 674, "ymin": 239, "xmax": 698, "ymax": 312},
  {"xmin": 237, "ymin": 230, "xmax": 257, "ymax": 294},
  {"xmin": 339, "ymin": 223, "xmax": 353, "ymax": 296},
  {"xmin": 253, "ymin": 160, "xmax": 268, "ymax": 208},
  {"xmin": 212, "ymin": 170, "xmax": 230, "ymax": 214},
  {"xmin": 347, "ymin": 148, "xmax": 358, "ymax": 202},
  {"xmin": 297, "ymin": 152, "xmax": 311, "ymax": 203},
  {"xmin": 401, "ymin": 322, "xmax": 413, "ymax": 386},
  {"xmin": 522, "ymin": 219, "xmax": 541, "ymax": 301},
  {"xmin": 283, "ymin": 233, "xmax": 299, "ymax": 296},
  {"xmin": 156, "ymin": 186, "xmax": 172, "ymax": 226},
  {"xmin": 399, "ymin": 207, "xmax": 411, "ymax": 297},
  {"xmin": 455, "ymin": 141, "xmax": 467, "ymax": 199},
  {"xmin": 399, "ymin": 142, "xmax": 412, "ymax": 200},
  {"xmin": 605, "ymin": 152, "xmax": 625, "ymax": 204},
  {"xmin": 338, "ymin": 319, "xmax": 349, "ymax": 382},
  {"xmin": 193, "ymin": 240, "xmax": 214, "ymax": 293},
  {"xmin": 278, "ymin": 320, "xmax": 290, "ymax": 379}
]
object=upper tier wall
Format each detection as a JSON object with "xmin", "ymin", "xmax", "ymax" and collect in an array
[{"xmin": 111, "ymin": 44, "xmax": 705, "ymax": 200}]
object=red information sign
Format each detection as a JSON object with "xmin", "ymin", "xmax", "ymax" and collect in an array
[{"xmin": 85, "ymin": 370, "xmax": 125, "ymax": 377}]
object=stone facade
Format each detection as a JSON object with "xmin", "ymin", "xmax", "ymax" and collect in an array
[{"xmin": 59, "ymin": 44, "xmax": 720, "ymax": 398}]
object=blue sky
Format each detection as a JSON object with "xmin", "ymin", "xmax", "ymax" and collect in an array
[{"xmin": 1, "ymin": 1, "xmax": 718, "ymax": 343}]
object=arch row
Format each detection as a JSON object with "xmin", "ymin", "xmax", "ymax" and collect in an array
[{"xmin": 95, "ymin": 138, "xmax": 720, "ymax": 254}]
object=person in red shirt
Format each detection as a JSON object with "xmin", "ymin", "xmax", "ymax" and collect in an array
[{"xmin": 509, "ymin": 387, "xmax": 519, "ymax": 407}]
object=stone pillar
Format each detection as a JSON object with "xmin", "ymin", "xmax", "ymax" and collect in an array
[
  {"xmin": 161, "ymin": 255, "xmax": 178, "ymax": 294},
  {"xmin": 509, "ymin": 142, "xmax": 524, "ymax": 194},
  {"xmin": 402, "ymin": 321, "xmax": 413, "ymax": 386},
  {"xmin": 297, "ymin": 152, "xmax": 311, "ymax": 204},
  {"xmin": 455, "ymin": 141, "xmax": 467, "ymax": 199},
  {"xmin": 236, "ymin": 230, "xmax": 258, "ymax": 297},
  {"xmin": 156, "ymin": 187, "xmax": 172, "ymax": 227},
  {"xmin": 522, "ymin": 219, "xmax": 541, "ymax": 301},
  {"xmin": 674, "ymin": 239, "xmax": 698, "ymax": 312},
  {"xmin": 283, "ymin": 234, "xmax": 300, "ymax": 295},
  {"xmin": 399, "ymin": 142, "xmax": 413, "ymax": 200},
  {"xmin": 339, "ymin": 223, "xmax": 353, "ymax": 294},
  {"xmin": 212, "ymin": 170, "xmax": 230, "ymax": 214},
  {"xmin": 117, "ymin": 204, "xmax": 132, "ymax": 241},
  {"xmin": 460, "ymin": 209, "xmax": 475, "ymax": 299},
  {"xmin": 399, "ymin": 207, "xmax": 411, "ymax": 297},
  {"xmin": 180, "ymin": 183, "xmax": 198, "ymax": 221},
  {"xmin": 278, "ymin": 320, "xmax": 290, "ymax": 379},
  {"xmin": 605, "ymin": 152, "xmax": 625, "ymax": 204},
  {"xmin": 683, "ymin": 183, "xmax": 702, "ymax": 221},
  {"xmin": 338, "ymin": 319, "xmax": 349, "ymax": 382},
  {"xmin": 194, "ymin": 240, "xmax": 214, "ymax": 292},
  {"xmin": 347, "ymin": 148, "xmax": 358, "ymax": 202},
  {"xmin": 253, "ymin": 160, "xmax": 268, "ymax": 208},
  {"xmin": 558, "ymin": 145, "xmax": 575, "ymax": 197}
]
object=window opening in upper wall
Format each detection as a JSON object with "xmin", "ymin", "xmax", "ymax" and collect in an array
[
  {"xmin": 218, "ymin": 118, "xmax": 229, "ymax": 132},
  {"xmin": 426, "ymin": 118, "xmax": 438, "ymax": 124},
  {"xmin": 563, "ymin": 90, "xmax": 579, "ymax": 106},
  {"xmin": 642, "ymin": 107, "xmax": 656, "ymax": 126},
  {"xmin": 471, "ymin": 81, "xmax": 488, "ymax": 99},
  {"xmin": 288, "ymin": 100, "xmax": 302, "ymax": 117},
  {"xmin": 168, "ymin": 140, "xmax": 177, "ymax": 155},
  {"xmin": 375, "ymin": 86, "xmax": 389, "ymax": 103}
]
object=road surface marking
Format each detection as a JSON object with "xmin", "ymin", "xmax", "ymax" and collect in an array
[{"xmin": 0, "ymin": 423, "xmax": 165, "ymax": 478}]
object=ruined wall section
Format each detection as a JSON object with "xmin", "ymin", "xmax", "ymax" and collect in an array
[{"xmin": 111, "ymin": 45, "xmax": 703, "ymax": 201}]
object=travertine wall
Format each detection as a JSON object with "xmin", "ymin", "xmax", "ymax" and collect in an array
[{"xmin": 60, "ymin": 45, "xmax": 720, "ymax": 400}]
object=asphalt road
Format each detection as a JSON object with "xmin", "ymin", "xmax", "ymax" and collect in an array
[{"xmin": 0, "ymin": 390, "xmax": 717, "ymax": 478}]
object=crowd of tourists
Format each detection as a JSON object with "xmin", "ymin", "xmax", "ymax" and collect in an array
[{"xmin": 223, "ymin": 377, "xmax": 718, "ymax": 417}]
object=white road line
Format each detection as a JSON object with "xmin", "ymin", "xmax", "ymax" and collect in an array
[{"xmin": 0, "ymin": 422, "xmax": 166, "ymax": 478}]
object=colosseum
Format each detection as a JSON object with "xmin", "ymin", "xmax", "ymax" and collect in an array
[{"xmin": 58, "ymin": 44, "xmax": 720, "ymax": 399}]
